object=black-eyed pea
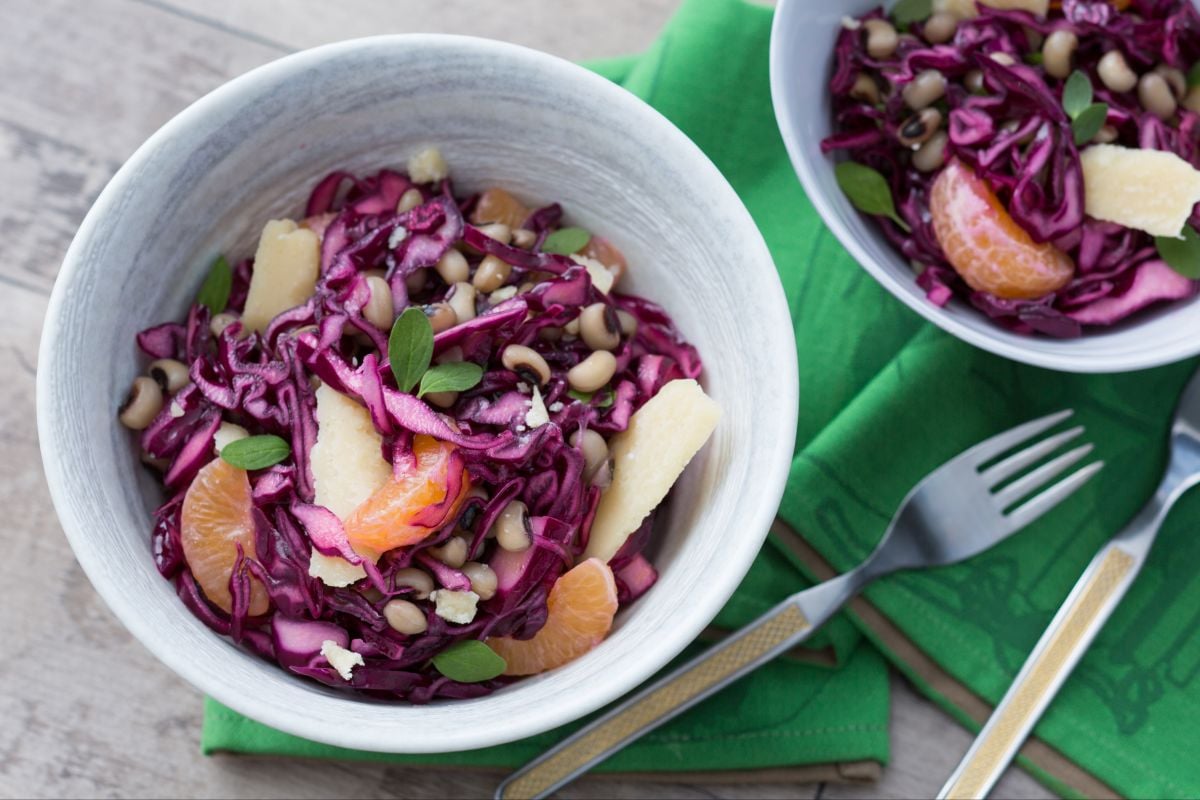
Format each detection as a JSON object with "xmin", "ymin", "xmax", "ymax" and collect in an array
[
  {"xmin": 118, "ymin": 376, "xmax": 163, "ymax": 430},
  {"xmin": 501, "ymin": 344, "xmax": 551, "ymax": 385},
  {"xmin": 567, "ymin": 351, "xmax": 617, "ymax": 393},
  {"xmin": 148, "ymin": 359, "xmax": 189, "ymax": 393}
]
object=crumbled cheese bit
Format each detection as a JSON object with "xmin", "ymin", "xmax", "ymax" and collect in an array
[
  {"xmin": 516, "ymin": 381, "xmax": 531, "ymax": 394},
  {"xmin": 241, "ymin": 220, "xmax": 321, "ymax": 333},
  {"xmin": 311, "ymin": 384, "xmax": 391, "ymax": 519},
  {"xmin": 387, "ymin": 226, "xmax": 408, "ymax": 249},
  {"xmin": 308, "ymin": 550, "xmax": 367, "ymax": 587},
  {"xmin": 320, "ymin": 640, "xmax": 364, "ymax": 681},
  {"xmin": 583, "ymin": 379, "xmax": 720, "ymax": 563},
  {"xmin": 430, "ymin": 589, "xmax": 480, "ymax": 624},
  {"xmin": 548, "ymin": 401, "xmax": 564, "ymax": 413},
  {"xmin": 1080, "ymin": 144, "xmax": 1200, "ymax": 238},
  {"xmin": 489, "ymin": 285, "xmax": 518, "ymax": 303},
  {"xmin": 407, "ymin": 146, "xmax": 448, "ymax": 184},
  {"xmin": 841, "ymin": 15, "xmax": 861, "ymax": 29},
  {"xmin": 212, "ymin": 422, "xmax": 249, "ymax": 455},
  {"xmin": 169, "ymin": 400, "xmax": 185, "ymax": 418},
  {"xmin": 571, "ymin": 254, "xmax": 614, "ymax": 294},
  {"xmin": 525, "ymin": 386, "xmax": 550, "ymax": 429}
]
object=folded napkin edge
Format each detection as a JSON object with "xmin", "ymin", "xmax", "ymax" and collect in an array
[{"xmin": 770, "ymin": 519, "xmax": 1122, "ymax": 800}]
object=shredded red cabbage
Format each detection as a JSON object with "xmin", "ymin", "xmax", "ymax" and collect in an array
[
  {"xmin": 824, "ymin": 0, "xmax": 1200, "ymax": 337},
  {"xmin": 133, "ymin": 166, "xmax": 701, "ymax": 702}
]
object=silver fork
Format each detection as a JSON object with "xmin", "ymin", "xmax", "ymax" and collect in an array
[{"xmin": 496, "ymin": 410, "xmax": 1103, "ymax": 800}]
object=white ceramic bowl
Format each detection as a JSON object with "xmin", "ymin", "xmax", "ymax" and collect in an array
[
  {"xmin": 770, "ymin": 0, "xmax": 1200, "ymax": 374},
  {"xmin": 37, "ymin": 35, "xmax": 796, "ymax": 753}
]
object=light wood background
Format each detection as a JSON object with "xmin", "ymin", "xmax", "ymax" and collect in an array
[{"xmin": 2, "ymin": 1, "xmax": 1057, "ymax": 797}]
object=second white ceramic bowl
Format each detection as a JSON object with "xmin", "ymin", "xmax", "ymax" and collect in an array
[
  {"xmin": 38, "ymin": 35, "xmax": 797, "ymax": 753},
  {"xmin": 770, "ymin": 0, "xmax": 1200, "ymax": 373}
]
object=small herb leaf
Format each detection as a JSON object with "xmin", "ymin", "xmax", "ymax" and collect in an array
[
  {"xmin": 196, "ymin": 255, "xmax": 233, "ymax": 315},
  {"xmin": 1024, "ymin": 52, "xmax": 1044, "ymax": 66},
  {"xmin": 567, "ymin": 388, "xmax": 614, "ymax": 408},
  {"xmin": 891, "ymin": 0, "xmax": 933, "ymax": 27},
  {"xmin": 1156, "ymin": 227, "xmax": 1200, "ymax": 279},
  {"xmin": 1062, "ymin": 70, "xmax": 1093, "ymax": 119},
  {"xmin": 834, "ymin": 161, "xmax": 911, "ymax": 233},
  {"xmin": 418, "ymin": 362, "xmax": 484, "ymax": 398},
  {"xmin": 541, "ymin": 227, "xmax": 591, "ymax": 255},
  {"xmin": 220, "ymin": 435, "xmax": 291, "ymax": 470},
  {"xmin": 1188, "ymin": 62, "xmax": 1200, "ymax": 88},
  {"xmin": 389, "ymin": 307, "xmax": 434, "ymax": 394},
  {"xmin": 432, "ymin": 640, "xmax": 507, "ymax": 683},
  {"xmin": 1071, "ymin": 102, "xmax": 1109, "ymax": 146}
]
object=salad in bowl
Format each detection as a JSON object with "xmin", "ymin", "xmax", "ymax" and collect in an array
[
  {"xmin": 824, "ymin": 0, "xmax": 1200, "ymax": 338},
  {"xmin": 117, "ymin": 148, "xmax": 719, "ymax": 703}
]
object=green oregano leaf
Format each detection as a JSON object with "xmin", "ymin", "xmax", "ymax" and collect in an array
[
  {"xmin": 541, "ymin": 227, "xmax": 592, "ymax": 255},
  {"xmin": 1156, "ymin": 227, "xmax": 1200, "ymax": 279},
  {"xmin": 220, "ymin": 435, "xmax": 291, "ymax": 470},
  {"xmin": 196, "ymin": 255, "xmax": 232, "ymax": 315},
  {"xmin": 1071, "ymin": 102, "xmax": 1109, "ymax": 146},
  {"xmin": 432, "ymin": 640, "xmax": 507, "ymax": 683},
  {"xmin": 1188, "ymin": 62, "xmax": 1200, "ymax": 88},
  {"xmin": 1062, "ymin": 70, "xmax": 1093, "ymax": 119},
  {"xmin": 834, "ymin": 161, "xmax": 911, "ymax": 233},
  {"xmin": 567, "ymin": 388, "xmax": 614, "ymax": 408},
  {"xmin": 891, "ymin": 0, "xmax": 932, "ymax": 28},
  {"xmin": 389, "ymin": 307, "xmax": 434, "ymax": 394},
  {"xmin": 418, "ymin": 362, "xmax": 484, "ymax": 398}
]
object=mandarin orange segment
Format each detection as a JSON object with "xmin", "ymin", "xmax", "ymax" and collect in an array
[
  {"xmin": 181, "ymin": 457, "xmax": 270, "ymax": 615},
  {"xmin": 470, "ymin": 188, "xmax": 531, "ymax": 230},
  {"xmin": 488, "ymin": 558, "xmax": 618, "ymax": 676},
  {"xmin": 580, "ymin": 235, "xmax": 627, "ymax": 285},
  {"xmin": 930, "ymin": 159, "xmax": 1075, "ymax": 300},
  {"xmin": 342, "ymin": 435, "xmax": 470, "ymax": 555}
]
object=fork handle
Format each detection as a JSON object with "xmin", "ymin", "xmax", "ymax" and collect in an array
[
  {"xmin": 938, "ymin": 541, "xmax": 1142, "ymax": 800},
  {"xmin": 495, "ymin": 597, "xmax": 820, "ymax": 800}
]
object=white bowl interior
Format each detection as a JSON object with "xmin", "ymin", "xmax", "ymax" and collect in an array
[
  {"xmin": 38, "ymin": 36, "xmax": 797, "ymax": 753},
  {"xmin": 770, "ymin": 0, "xmax": 1200, "ymax": 373}
]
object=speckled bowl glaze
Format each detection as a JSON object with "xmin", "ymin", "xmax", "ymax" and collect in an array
[
  {"xmin": 771, "ymin": 0, "xmax": 1200, "ymax": 373},
  {"xmin": 38, "ymin": 35, "xmax": 796, "ymax": 753}
]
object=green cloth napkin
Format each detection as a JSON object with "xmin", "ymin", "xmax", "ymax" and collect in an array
[
  {"xmin": 205, "ymin": 0, "xmax": 1200, "ymax": 796},
  {"xmin": 202, "ymin": 0, "xmax": 893, "ymax": 780}
]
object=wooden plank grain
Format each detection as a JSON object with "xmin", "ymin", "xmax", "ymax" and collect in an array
[
  {"xmin": 821, "ymin": 677, "xmax": 1054, "ymax": 800},
  {"xmin": 145, "ymin": 0, "xmax": 678, "ymax": 62}
]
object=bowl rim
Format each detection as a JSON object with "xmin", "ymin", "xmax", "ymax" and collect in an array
[
  {"xmin": 37, "ymin": 33, "xmax": 798, "ymax": 752},
  {"xmin": 768, "ymin": 0, "xmax": 1200, "ymax": 375}
]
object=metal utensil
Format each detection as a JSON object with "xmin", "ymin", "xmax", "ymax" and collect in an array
[
  {"xmin": 938, "ymin": 368, "xmax": 1200, "ymax": 800},
  {"xmin": 497, "ymin": 410, "xmax": 1102, "ymax": 800}
]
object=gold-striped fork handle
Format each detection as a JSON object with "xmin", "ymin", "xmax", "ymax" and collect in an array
[
  {"xmin": 939, "ymin": 544, "xmax": 1140, "ymax": 800},
  {"xmin": 495, "ymin": 601, "xmax": 811, "ymax": 800}
]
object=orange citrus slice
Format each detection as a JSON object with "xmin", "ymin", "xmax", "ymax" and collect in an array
[
  {"xmin": 181, "ymin": 458, "xmax": 270, "ymax": 615},
  {"xmin": 930, "ymin": 159, "xmax": 1074, "ymax": 300},
  {"xmin": 470, "ymin": 188, "xmax": 531, "ymax": 230},
  {"xmin": 489, "ymin": 558, "xmax": 618, "ymax": 675},
  {"xmin": 342, "ymin": 435, "xmax": 469, "ymax": 555}
]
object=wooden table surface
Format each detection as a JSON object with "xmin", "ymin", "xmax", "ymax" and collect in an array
[{"xmin": 2, "ymin": 1, "xmax": 1057, "ymax": 797}]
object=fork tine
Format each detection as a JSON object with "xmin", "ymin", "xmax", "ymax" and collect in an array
[
  {"xmin": 992, "ymin": 443, "xmax": 1094, "ymax": 510},
  {"xmin": 981, "ymin": 426, "xmax": 1085, "ymax": 487},
  {"xmin": 1005, "ymin": 461, "xmax": 1104, "ymax": 530},
  {"xmin": 961, "ymin": 409, "xmax": 1074, "ymax": 468}
]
